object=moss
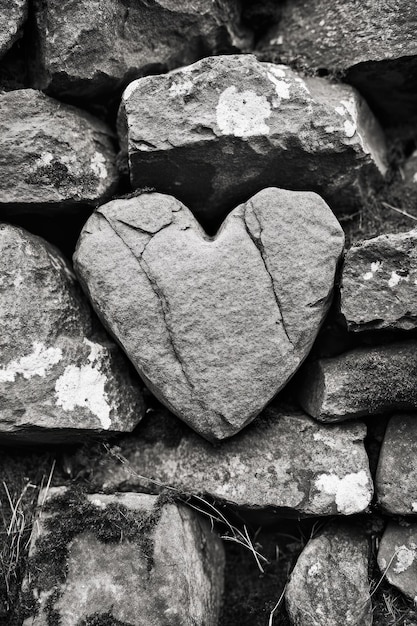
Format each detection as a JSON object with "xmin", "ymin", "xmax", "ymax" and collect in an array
[{"xmin": 78, "ymin": 612, "xmax": 134, "ymax": 626}]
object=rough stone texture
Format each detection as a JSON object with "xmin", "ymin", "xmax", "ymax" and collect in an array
[
  {"xmin": 376, "ymin": 415, "xmax": 417, "ymax": 515},
  {"xmin": 262, "ymin": 0, "xmax": 417, "ymax": 125},
  {"xmin": 119, "ymin": 54, "xmax": 387, "ymax": 231},
  {"xmin": 298, "ymin": 342, "xmax": 417, "ymax": 423},
  {"xmin": 0, "ymin": 224, "xmax": 144, "ymax": 443},
  {"xmin": 377, "ymin": 521, "xmax": 417, "ymax": 602},
  {"xmin": 74, "ymin": 188, "xmax": 344, "ymax": 441},
  {"xmin": 32, "ymin": 0, "xmax": 251, "ymax": 100},
  {"xmin": 23, "ymin": 488, "xmax": 224, "ymax": 626},
  {"xmin": 91, "ymin": 404, "xmax": 373, "ymax": 517},
  {"xmin": 340, "ymin": 229, "xmax": 417, "ymax": 332},
  {"xmin": 286, "ymin": 522, "xmax": 372, "ymax": 626},
  {"xmin": 0, "ymin": 90, "xmax": 118, "ymax": 215},
  {"xmin": 0, "ymin": 0, "xmax": 27, "ymax": 59}
]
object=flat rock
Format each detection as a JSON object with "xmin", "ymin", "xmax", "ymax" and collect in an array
[
  {"xmin": 298, "ymin": 342, "xmax": 417, "ymax": 422},
  {"xmin": 32, "ymin": 0, "xmax": 251, "ymax": 100},
  {"xmin": 119, "ymin": 54, "xmax": 387, "ymax": 230},
  {"xmin": 376, "ymin": 415, "xmax": 417, "ymax": 515},
  {"xmin": 74, "ymin": 188, "xmax": 344, "ymax": 441},
  {"xmin": 91, "ymin": 404, "xmax": 373, "ymax": 517},
  {"xmin": 286, "ymin": 522, "xmax": 372, "ymax": 626},
  {"xmin": 23, "ymin": 488, "xmax": 224, "ymax": 625},
  {"xmin": 0, "ymin": 0, "xmax": 27, "ymax": 58},
  {"xmin": 0, "ymin": 225, "xmax": 145, "ymax": 443},
  {"xmin": 378, "ymin": 521, "xmax": 417, "ymax": 602},
  {"xmin": 340, "ymin": 229, "xmax": 417, "ymax": 332},
  {"xmin": 0, "ymin": 90, "xmax": 118, "ymax": 215}
]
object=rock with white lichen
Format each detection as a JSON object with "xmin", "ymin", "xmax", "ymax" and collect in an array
[
  {"xmin": 90, "ymin": 404, "xmax": 374, "ymax": 517},
  {"xmin": 0, "ymin": 0, "xmax": 27, "ymax": 59},
  {"xmin": 286, "ymin": 522, "xmax": 372, "ymax": 626},
  {"xmin": 32, "ymin": 0, "xmax": 251, "ymax": 101},
  {"xmin": 0, "ymin": 90, "xmax": 118, "ymax": 216},
  {"xmin": 376, "ymin": 415, "xmax": 417, "ymax": 515},
  {"xmin": 340, "ymin": 230, "xmax": 417, "ymax": 332},
  {"xmin": 119, "ymin": 54, "xmax": 387, "ymax": 231},
  {"xmin": 0, "ymin": 224, "xmax": 145, "ymax": 443},
  {"xmin": 377, "ymin": 521, "xmax": 417, "ymax": 601},
  {"xmin": 298, "ymin": 342, "xmax": 417, "ymax": 422},
  {"xmin": 74, "ymin": 188, "xmax": 344, "ymax": 441},
  {"xmin": 23, "ymin": 488, "xmax": 224, "ymax": 625}
]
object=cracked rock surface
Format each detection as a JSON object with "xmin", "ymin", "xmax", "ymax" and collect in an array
[
  {"xmin": 0, "ymin": 224, "xmax": 144, "ymax": 443},
  {"xmin": 74, "ymin": 187, "xmax": 344, "ymax": 440},
  {"xmin": 119, "ymin": 54, "xmax": 387, "ymax": 231},
  {"xmin": 377, "ymin": 521, "xmax": 417, "ymax": 601},
  {"xmin": 0, "ymin": 90, "xmax": 118, "ymax": 215},
  {"xmin": 0, "ymin": 0, "xmax": 27, "ymax": 59},
  {"xmin": 91, "ymin": 403, "xmax": 373, "ymax": 517},
  {"xmin": 32, "ymin": 0, "xmax": 251, "ymax": 101}
]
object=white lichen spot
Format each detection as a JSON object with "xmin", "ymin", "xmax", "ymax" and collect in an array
[
  {"xmin": 266, "ymin": 66, "xmax": 291, "ymax": 103},
  {"xmin": 169, "ymin": 79, "xmax": 193, "ymax": 98},
  {"xmin": 412, "ymin": 502, "xmax": 417, "ymax": 513},
  {"xmin": 0, "ymin": 343, "xmax": 62, "ymax": 383},
  {"xmin": 216, "ymin": 86, "xmax": 271, "ymax": 137},
  {"xmin": 393, "ymin": 545, "xmax": 416, "ymax": 574},
  {"xmin": 363, "ymin": 260, "xmax": 382, "ymax": 280},
  {"xmin": 37, "ymin": 152, "xmax": 54, "ymax": 167},
  {"xmin": 308, "ymin": 562, "xmax": 322, "ymax": 578},
  {"xmin": 388, "ymin": 271, "xmax": 409, "ymax": 288},
  {"xmin": 335, "ymin": 98, "xmax": 358, "ymax": 138},
  {"xmin": 314, "ymin": 470, "xmax": 371, "ymax": 514},
  {"xmin": 90, "ymin": 152, "xmax": 107, "ymax": 179}
]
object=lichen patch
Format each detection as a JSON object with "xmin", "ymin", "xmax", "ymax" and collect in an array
[
  {"xmin": 388, "ymin": 270, "xmax": 409, "ymax": 288},
  {"xmin": 393, "ymin": 544, "xmax": 417, "ymax": 574},
  {"xmin": 314, "ymin": 470, "xmax": 371, "ymax": 514},
  {"xmin": 0, "ymin": 342, "xmax": 62, "ymax": 383},
  {"xmin": 363, "ymin": 260, "xmax": 382, "ymax": 280},
  {"xmin": 216, "ymin": 86, "xmax": 271, "ymax": 137},
  {"xmin": 90, "ymin": 151, "xmax": 107, "ymax": 179}
]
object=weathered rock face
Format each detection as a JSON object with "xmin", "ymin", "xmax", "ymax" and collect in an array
[
  {"xmin": 32, "ymin": 0, "xmax": 251, "ymax": 101},
  {"xmin": 377, "ymin": 522, "xmax": 417, "ymax": 602},
  {"xmin": 0, "ymin": 0, "xmax": 27, "ymax": 59},
  {"xmin": 74, "ymin": 188, "xmax": 344, "ymax": 441},
  {"xmin": 92, "ymin": 404, "xmax": 373, "ymax": 517},
  {"xmin": 376, "ymin": 415, "xmax": 417, "ymax": 515},
  {"xmin": 119, "ymin": 54, "xmax": 387, "ymax": 230},
  {"xmin": 286, "ymin": 522, "xmax": 372, "ymax": 626},
  {"xmin": 23, "ymin": 488, "xmax": 224, "ymax": 626},
  {"xmin": 298, "ymin": 342, "xmax": 417, "ymax": 422},
  {"xmin": 0, "ymin": 90, "xmax": 118, "ymax": 215},
  {"xmin": 0, "ymin": 225, "xmax": 145, "ymax": 443},
  {"xmin": 340, "ymin": 229, "xmax": 417, "ymax": 332}
]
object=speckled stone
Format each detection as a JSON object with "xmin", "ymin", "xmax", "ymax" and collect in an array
[
  {"xmin": 0, "ymin": 0, "xmax": 27, "ymax": 58},
  {"xmin": 377, "ymin": 521, "xmax": 417, "ymax": 601}
]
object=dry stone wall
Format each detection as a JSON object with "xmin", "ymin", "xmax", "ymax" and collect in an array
[{"xmin": 0, "ymin": 1, "xmax": 417, "ymax": 625}]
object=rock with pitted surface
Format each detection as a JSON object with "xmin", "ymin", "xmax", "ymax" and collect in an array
[
  {"xmin": 341, "ymin": 230, "xmax": 417, "ymax": 332},
  {"xmin": 0, "ymin": 225, "xmax": 144, "ymax": 443},
  {"xmin": 91, "ymin": 404, "xmax": 373, "ymax": 517},
  {"xmin": 74, "ymin": 188, "xmax": 344, "ymax": 441},
  {"xmin": 286, "ymin": 522, "xmax": 372, "ymax": 626},
  {"xmin": 0, "ymin": 0, "xmax": 27, "ymax": 59},
  {"xmin": 377, "ymin": 521, "xmax": 417, "ymax": 601},
  {"xmin": 23, "ymin": 488, "xmax": 224, "ymax": 626},
  {"xmin": 376, "ymin": 415, "xmax": 417, "ymax": 515},
  {"xmin": 119, "ymin": 54, "xmax": 387, "ymax": 231},
  {"xmin": 0, "ymin": 90, "xmax": 118, "ymax": 216},
  {"xmin": 32, "ymin": 0, "xmax": 250, "ymax": 101},
  {"xmin": 298, "ymin": 342, "xmax": 417, "ymax": 422}
]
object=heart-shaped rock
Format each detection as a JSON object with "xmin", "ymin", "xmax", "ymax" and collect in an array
[{"xmin": 74, "ymin": 188, "xmax": 344, "ymax": 440}]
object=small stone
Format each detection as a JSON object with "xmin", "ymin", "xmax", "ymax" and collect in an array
[
  {"xmin": 377, "ymin": 521, "xmax": 417, "ymax": 601},
  {"xmin": 0, "ymin": 90, "xmax": 118, "ymax": 215},
  {"xmin": 119, "ymin": 54, "xmax": 387, "ymax": 230},
  {"xmin": 298, "ymin": 342, "xmax": 417, "ymax": 422},
  {"xmin": 0, "ymin": 225, "xmax": 145, "ymax": 443},
  {"xmin": 286, "ymin": 522, "xmax": 372, "ymax": 626},
  {"xmin": 91, "ymin": 404, "xmax": 373, "ymax": 517},
  {"xmin": 23, "ymin": 487, "xmax": 224, "ymax": 625},
  {"xmin": 340, "ymin": 229, "xmax": 417, "ymax": 332},
  {"xmin": 74, "ymin": 188, "xmax": 344, "ymax": 441},
  {"xmin": 32, "ymin": 0, "xmax": 251, "ymax": 100},
  {"xmin": 0, "ymin": 0, "xmax": 27, "ymax": 59},
  {"xmin": 376, "ymin": 415, "xmax": 417, "ymax": 515}
]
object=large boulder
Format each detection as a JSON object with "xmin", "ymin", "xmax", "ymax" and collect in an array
[
  {"xmin": 119, "ymin": 54, "xmax": 387, "ymax": 231},
  {"xmin": 377, "ymin": 522, "xmax": 417, "ymax": 602},
  {"xmin": 74, "ymin": 188, "xmax": 344, "ymax": 441},
  {"xmin": 0, "ymin": 0, "xmax": 27, "ymax": 59},
  {"xmin": 0, "ymin": 225, "xmax": 145, "ymax": 443}
]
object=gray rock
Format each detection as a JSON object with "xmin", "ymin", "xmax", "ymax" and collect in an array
[
  {"xmin": 377, "ymin": 521, "xmax": 417, "ymax": 601},
  {"xmin": 23, "ymin": 488, "xmax": 224, "ymax": 626},
  {"xmin": 376, "ymin": 415, "xmax": 417, "ymax": 515},
  {"xmin": 340, "ymin": 229, "xmax": 417, "ymax": 332},
  {"xmin": 0, "ymin": 225, "xmax": 145, "ymax": 443},
  {"xmin": 0, "ymin": 90, "xmax": 118, "ymax": 215},
  {"xmin": 32, "ymin": 0, "xmax": 251, "ymax": 100},
  {"xmin": 286, "ymin": 522, "xmax": 372, "ymax": 626},
  {"xmin": 298, "ymin": 342, "xmax": 417, "ymax": 422},
  {"xmin": 74, "ymin": 188, "xmax": 344, "ymax": 441},
  {"xmin": 0, "ymin": 0, "xmax": 27, "ymax": 58},
  {"xmin": 91, "ymin": 404, "xmax": 373, "ymax": 517},
  {"xmin": 119, "ymin": 54, "xmax": 387, "ymax": 230}
]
